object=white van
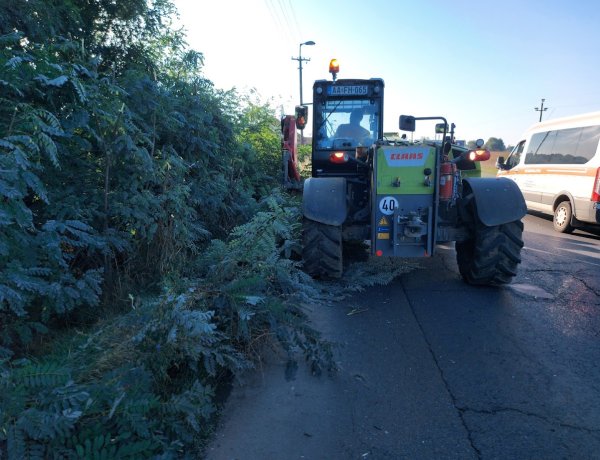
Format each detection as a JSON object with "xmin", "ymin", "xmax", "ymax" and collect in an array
[{"xmin": 496, "ymin": 111, "xmax": 600, "ymax": 233}]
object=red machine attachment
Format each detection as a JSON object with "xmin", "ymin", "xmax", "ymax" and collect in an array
[{"xmin": 281, "ymin": 115, "xmax": 302, "ymax": 189}]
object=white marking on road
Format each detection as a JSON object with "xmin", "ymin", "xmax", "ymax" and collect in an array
[
  {"xmin": 524, "ymin": 246, "xmax": 600, "ymax": 267},
  {"xmin": 509, "ymin": 283, "xmax": 554, "ymax": 299}
]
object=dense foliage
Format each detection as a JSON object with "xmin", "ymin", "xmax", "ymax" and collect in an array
[
  {"xmin": 483, "ymin": 137, "xmax": 506, "ymax": 151},
  {"xmin": 468, "ymin": 137, "xmax": 507, "ymax": 151},
  {"xmin": 0, "ymin": 1, "xmax": 333, "ymax": 457}
]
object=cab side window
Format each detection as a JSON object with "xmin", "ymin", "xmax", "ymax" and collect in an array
[{"xmin": 505, "ymin": 140, "xmax": 525, "ymax": 169}]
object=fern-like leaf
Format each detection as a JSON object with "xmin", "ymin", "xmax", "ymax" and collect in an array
[
  {"xmin": 70, "ymin": 77, "xmax": 87, "ymax": 103},
  {"xmin": 21, "ymin": 171, "xmax": 49, "ymax": 203},
  {"xmin": 34, "ymin": 132, "xmax": 59, "ymax": 168},
  {"xmin": 12, "ymin": 361, "xmax": 70, "ymax": 389},
  {"xmin": 33, "ymin": 74, "xmax": 68, "ymax": 88},
  {"xmin": 33, "ymin": 109, "xmax": 64, "ymax": 137},
  {"xmin": 0, "ymin": 138, "xmax": 17, "ymax": 151},
  {"xmin": 7, "ymin": 426, "xmax": 26, "ymax": 460}
]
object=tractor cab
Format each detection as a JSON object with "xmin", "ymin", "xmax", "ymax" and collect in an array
[{"xmin": 311, "ymin": 77, "xmax": 384, "ymax": 176}]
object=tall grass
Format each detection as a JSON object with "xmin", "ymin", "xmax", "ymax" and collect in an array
[{"xmin": 480, "ymin": 151, "xmax": 509, "ymax": 177}]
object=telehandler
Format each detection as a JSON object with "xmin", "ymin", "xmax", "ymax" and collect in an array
[{"xmin": 285, "ymin": 60, "xmax": 526, "ymax": 285}]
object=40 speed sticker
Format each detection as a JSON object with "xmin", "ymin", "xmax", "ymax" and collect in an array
[{"xmin": 379, "ymin": 196, "xmax": 398, "ymax": 215}]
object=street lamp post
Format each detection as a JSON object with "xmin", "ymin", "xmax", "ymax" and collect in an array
[
  {"xmin": 292, "ymin": 40, "xmax": 315, "ymax": 144},
  {"xmin": 292, "ymin": 40, "xmax": 315, "ymax": 106}
]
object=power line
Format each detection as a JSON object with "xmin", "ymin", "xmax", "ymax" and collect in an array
[
  {"xmin": 264, "ymin": 0, "xmax": 287, "ymax": 41},
  {"xmin": 285, "ymin": 0, "xmax": 302, "ymax": 42},
  {"xmin": 276, "ymin": 0, "xmax": 294, "ymax": 33},
  {"xmin": 264, "ymin": 0, "xmax": 295, "ymax": 45}
]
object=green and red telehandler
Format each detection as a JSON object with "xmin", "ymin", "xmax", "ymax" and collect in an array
[{"xmin": 283, "ymin": 60, "xmax": 526, "ymax": 286}]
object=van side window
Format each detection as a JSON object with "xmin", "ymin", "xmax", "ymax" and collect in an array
[
  {"xmin": 576, "ymin": 126, "xmax": 600, "ymax": 161},
  {"xmin": 525, "ymin": 125, "xmax": 600, "ymax": 164},
  {"xmin": 505, "ymin": 140, "xmax": 525, "ymax": 169}
]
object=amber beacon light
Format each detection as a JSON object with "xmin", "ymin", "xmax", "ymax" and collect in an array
[{"xmin": 329, "ymin": 59, "xmax": 339, "ymax": 80}]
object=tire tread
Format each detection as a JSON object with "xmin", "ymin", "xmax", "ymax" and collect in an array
[
  {"xmin": 456, "ymin": 220, "xmax": 524, "ymax": 286},
  {"xmin": 303, "ymin": 219, "xmax": 343, "ymax": 278}
]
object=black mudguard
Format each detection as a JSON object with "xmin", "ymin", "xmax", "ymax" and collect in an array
[
  {"xmin": 462, "ymin": 177, "xmax": 527, "ymax": 227},
  {"xmin": 302, "ymin": 177, "xmax": 347, "ymax": 226}
]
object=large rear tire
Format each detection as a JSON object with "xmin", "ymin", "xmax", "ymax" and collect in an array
[
  {"xmin": 302, "ymin": 218, "xmax": 343, "ymax": 278},
  {"xmin": 456, "ymin": 219, "xmax": 524, "ymax": 286}
]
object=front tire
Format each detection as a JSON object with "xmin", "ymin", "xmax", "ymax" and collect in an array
[
  {"xmin": 302, "ymin": 218, "xmax": 343, "ymax": 278},
  {"xmin": 553, "ymin": 200, "xmax": 574, "ymax": 233},
  {"xmin": 456, "ymin": 219, "xmax": 524, "ymax": 286}
]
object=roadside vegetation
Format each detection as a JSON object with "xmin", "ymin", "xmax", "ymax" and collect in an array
[{"xmin": 0, "ymin": 1, "xmax": 337, "ymax": 457}]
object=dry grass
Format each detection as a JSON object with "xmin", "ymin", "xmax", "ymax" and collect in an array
[{"xmin": 480, "ymin": 150, "xmax": 509, "ymax": 177}]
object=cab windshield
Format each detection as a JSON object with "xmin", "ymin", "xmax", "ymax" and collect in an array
[{"xmin": 315, "ymin": 98, "xmax": 380, "ymax": 149}]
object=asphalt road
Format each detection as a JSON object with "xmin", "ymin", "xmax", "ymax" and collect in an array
[{"xmin": 205, "ymin": 213, "xmax": 600, "ymax": 460}]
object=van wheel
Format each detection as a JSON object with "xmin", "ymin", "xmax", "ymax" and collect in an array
[
  {"xmin": 302, "ymin": 218, "xmax": 343, "ymax": 278},
  {"xmin": 553, "ymin": 201, "xmax": 574, "ymax": 233},
  {"xmin": 456, "ymin": 219, "xmax": 524, "ymax": 286}
]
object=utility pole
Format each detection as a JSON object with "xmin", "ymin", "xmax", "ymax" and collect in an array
[
  {"xmin": 535, "ymin": 98, "xmax": 548, "ymax": 122},
  {"xmin": 292, "ymin": 41, "xmax": 315, "ymax": 106},
  {"xmin": 292, "ymin": 40, "xmax": 315, "ymax": 144}
]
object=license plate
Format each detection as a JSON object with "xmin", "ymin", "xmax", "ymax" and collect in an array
[{"xmin": 327, "ymin": 85, "xmax": 368, "ymax": 96}]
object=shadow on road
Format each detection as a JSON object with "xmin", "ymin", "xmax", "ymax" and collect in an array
[{"xmin": 527, "ymin": 210, "xmax": 600, "ymax": 240}]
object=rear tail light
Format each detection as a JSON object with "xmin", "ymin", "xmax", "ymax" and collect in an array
[
  {"xmin": 468, "ymin": 149, "xmax": 491, "ymax": 161},
  {"xmin": 330, "ymin": 151, "xmax": 348, "ymax": 164},
  {"xmin": 592, "ymin": 168, "xmax": 600, "ymax": 201}
]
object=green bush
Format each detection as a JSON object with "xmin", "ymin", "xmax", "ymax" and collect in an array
[
  {"xmin": 0, "ymin": 2, "xmax": 335, "ymax": 457},
  {"xmin": 1, "ymin": 189, "xmax": 334, "ymax": 458},
  {"xmin": 0, "ymin": 0, "xmax": 427, "ymax": 454}
]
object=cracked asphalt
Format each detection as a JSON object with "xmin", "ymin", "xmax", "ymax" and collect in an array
[{"xmin": 205, "ymin": 214, "xmax": 600, "ymax": 459}]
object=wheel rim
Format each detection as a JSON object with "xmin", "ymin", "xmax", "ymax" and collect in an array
[{"xmin": 555, "ymin": 206, "xmax": 567, "ymax": 227}]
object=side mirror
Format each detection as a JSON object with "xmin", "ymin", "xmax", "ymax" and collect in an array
[
  {"xmin": 295, "ymin": 105, "xmax": 308, "ymax": 130},
  {"xmin": 435, "ymin": 123, "xmax": 447, "ymax": 134},
  {"xmin": 496, "ymin": 156, "xmax": 506, "ymax": 169},
  {"xmin": 475, "ymin": 138, "xmax": 485, "ymax": 148},
  {"xmin": 399, "ymin": 115, "xmax": 416, "ymax": 132}
]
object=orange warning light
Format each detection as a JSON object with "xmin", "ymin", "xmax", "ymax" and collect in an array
[{"xmin": 329, "ymin": 59, "xmax": 339, "ymax": 80}]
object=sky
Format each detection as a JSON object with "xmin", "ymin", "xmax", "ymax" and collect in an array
[{"xmin": 171, "ymin": 0, "xmax": 600, "ymax": 146}]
